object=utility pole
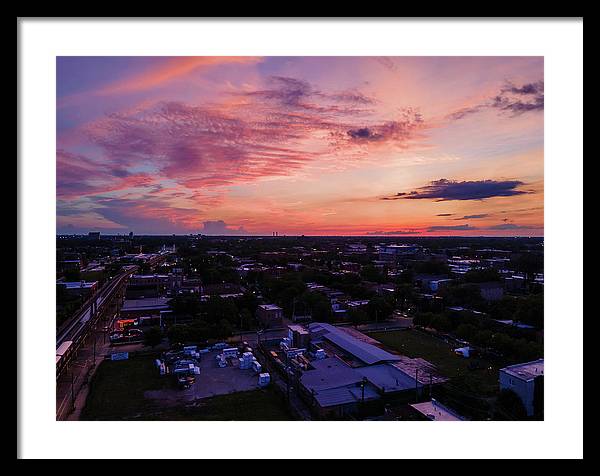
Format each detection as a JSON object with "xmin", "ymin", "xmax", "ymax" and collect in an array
[
  {"xmin": 286, "ymin": 351, "xmax": 290, "ymax": 403},
  {"xmin": 429, "ymin": 373, "xmax": 433, "ymax": 399},
  {"xmin": 70, "ymin": 370, "xmax": 75, "ymax": 411},
  {"xmin": 361, "ymin": 377, "xmax": 366, "ymax": 403},
  {"xmin": 415, "ymin": 368, "xmax": 419, "ymax": 402}
]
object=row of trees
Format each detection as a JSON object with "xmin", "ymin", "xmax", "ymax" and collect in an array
[{"xmin": 413, "ymin": 311, "xmax": 543, "ymax": 363}]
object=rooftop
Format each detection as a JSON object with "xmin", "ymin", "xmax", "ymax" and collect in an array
[
  {"xmin": 121, "ymin": 297, "xmax": 171, "ymax": 311},
  {"xmin": 500, "ymin": 359, "xmax": 544, "ymax": 382},
  {"xmin": 59, "ymin": 281, "xmax": 97, "ymax": 289},
  {"xmin": 299, "ymin": 357, "xmax": 380, "ymax": 408},
  {"xmin": 410, "ymin": 399, "xmax": 465, "ymax": 421},
  {"xmin": 309, "ymin": 322, "xmax": 401, "ymax": 366},
  {"xmin": 288, "ymin": 324, "xmax": 309, "ymax": 335},
  {"xmin": 355, "ymin": 363, "xmax": 420, "ymax": 393},
  {"xmin": 259, "ymin": 304, "xmax": 283, "ymax": 311}
]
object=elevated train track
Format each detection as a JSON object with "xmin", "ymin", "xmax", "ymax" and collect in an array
[{"xmin": 55, "ymin": 265, "xmax": 138, "ymax": 378}]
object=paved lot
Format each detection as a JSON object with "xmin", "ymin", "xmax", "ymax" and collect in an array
[{"xmin": 144, "ymin": 350, "xmax": 261, "ymax": 405}]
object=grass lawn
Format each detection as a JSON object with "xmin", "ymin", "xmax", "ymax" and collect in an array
[
  {"xmin": 81, "ymin": 354, "xmax": 291, "ymax": 421},
  {"xmin": 165, "ymin": 389, "xmax": 292, "ymax": 421},
  {"xmin": 80, "ymin": 353, "xmax": 170, "ymax": 420},
  {"xmin": 368, "ymin": 329, "xmax": 501, "ymax": 397}
]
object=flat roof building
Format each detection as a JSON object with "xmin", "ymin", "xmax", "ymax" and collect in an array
[
  {"xmin": 120, "ymin": 297, "xmax": 171, "ymax": 318},
  {"xmin": 293, "ymin": 323, "xmax": 444, "ymax": 419},
  {"xmin": 410, "ymin": 399, "xmax": 466, "ymax": 421},
  {"xmin": 308, "ymin": 322, "xmax": 401, "ymax": 366},
  {"xmin": 499, "ymin": 358, "xmax": 544, "ymax": 417}
]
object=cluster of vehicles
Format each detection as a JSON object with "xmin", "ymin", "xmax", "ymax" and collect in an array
[{"xmin": 109, "ymin": 328, "xmax": 144, "ymax": 345}]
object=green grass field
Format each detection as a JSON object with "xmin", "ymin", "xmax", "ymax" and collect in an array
[
  {"xmin": 80, "ymin": 354, "xmax": 291, "ymax": 421},
  {"xmin": 368, "ymin": 329, "xmax": 501, "ymax": 397}
]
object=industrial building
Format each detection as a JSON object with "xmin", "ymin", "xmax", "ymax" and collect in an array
[{"xmin": 265, "ymin": 322, "xmax": 446, "ymax": 419}]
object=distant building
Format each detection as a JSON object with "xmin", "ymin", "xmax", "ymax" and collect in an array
[
  {"xmin": 257, "ymin": 304, "xmax": 283, "ymax": 328},
  {"xmin": 478, "ymin": 281, "xmax": 504, "ymax": 301},
  {"xmin": 58, "ymin": 280, "xmax": 98, "ymax": 298},
  {"xmin": 127, "ymin": 274, "xmax": 170, "ymax": 298},
  {"xmin": 429, "ymin": 278, "xmax": 453, "ymax": 293},
  {"xmin": 88, "ymin": 231, "xmax": 100, "ymax": 240},
  {"xmin": 346, "ymin": 243, "xmax": 367, "ymax": 253},
  {"xmin": 499, "ymin": 359, "xmax": 544, "ymax": 417},
  {"xmin": 340, "ymin": 261, "xmax": 362, "ymax": 273},
  {"xmin": 378, "ymin": 244, "xmax": 420, "ymax": 261},
  {"xmin": 58, "ymin": 260, "xmax": 81, "ymax": 273},
  {"xmin": 414, "ymin": 274, "xmax": 449, "ymax": 292}
]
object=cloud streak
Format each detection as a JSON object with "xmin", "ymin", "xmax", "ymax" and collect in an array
[
  {"xmin": 447, "ymin": 80, "xmax": 544, "ymax": 121},
  {"xmin": 383, "ymin": 179, "xmax": 530, "ymax": 202}
]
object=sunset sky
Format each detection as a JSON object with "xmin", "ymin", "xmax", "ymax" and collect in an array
[{"xmin": 56, "ymin": 56, "xmax": 543, "ymax": 236}]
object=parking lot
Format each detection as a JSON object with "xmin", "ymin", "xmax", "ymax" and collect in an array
[{"xmin": 144, "ymin": 350, "xmax": 261, "ymax": 405}]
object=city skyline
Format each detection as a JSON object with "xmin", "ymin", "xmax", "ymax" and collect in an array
[{"xmin": 57, "ymin": 56, "xmax": 544, "ymax": 236}]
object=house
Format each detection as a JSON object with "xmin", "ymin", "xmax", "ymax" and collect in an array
[
  {"xmin": 499, "ymin": 359, "xmax": 544, "ymax": 417},
  {"xmin": 257, "ymin": 304, "xmax": 283, "ymax": 328}
]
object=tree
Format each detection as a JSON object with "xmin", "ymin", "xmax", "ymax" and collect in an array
[
  {"xmin": 494, "ymin": 389, "xmax": 528, "ymax": 420},
  {"xmin": 64, "ymin": 269, "xmax": 81, "ymax": 281},
  {"xmin": 216, "ymin": 319, "xmax": 233, "ymax": 339},
  {"xmin": 395, "ymin": 283, "xmax": 415, "ymax": 312},
  {"xmin": 143, "ymin": 326, "xmax": 163, "ymax": 348},
  {"xmin": 167, "ymin": 324, "xmax": 190, "ymax": 345},
  {"xmin": 366, "ymin": 296, "xmax": 393, "ymax": 322},
  {"xmin": 300, "ymin": 291, "xmax": 333, "ymax": 323},
  {"xmin": 349, "ymin": 308, "xmax": 369, "ymax": 327},
  {"xmin": 239, "ymin": 308, "xmax": 253, "ymax": 331},
  {"xmin": 413, "ymin": 312, "xmax": 436, "ymax": 328},
  {"xmin": 169, "ymin": 295, "xmax": 201, "ymax": 316},
  {"xmin": 430, "ymin": 314, "xmax": 451, "ymax": 332},
  {"xmin": 361, "ymin": 265, "xmax": 385, "ymax": 284},
  {"xmin": 463, "ymin": 268, "xmax": 501, "ymax": 283},
  {"xmin": 512, "ymin": 252, "xmax": 543, "ymax": 285},
  {"xmin": 204, "ymin": 296, "xmax": 239, "ymax": 325},
  {"xmin": 515, "ymin": 293, "xmax": 544, "ymax": 328}
]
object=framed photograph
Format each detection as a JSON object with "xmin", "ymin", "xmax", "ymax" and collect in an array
[{"xmin": 18, "ymin": 17, "xmax": 583, "ymax": 460}]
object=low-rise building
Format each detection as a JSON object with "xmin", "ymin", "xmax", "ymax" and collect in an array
[
  {"xmin": 499, "ymin": 358, "xmax": 544, "ymax": 417},
  {"xmin": 410, "ymin": 399, "xmax": 466, "ymax": 421},
  {"xmin": 257, "ymin": 304, "xmax": 283, "ymax": 328},
  {"xmin": 58, "ymin": 280, "xmax": 98, "ymax": 298},
  {"xmin": 120, "ymin": 297, "xmax": 171, "ymax": 319},
  {"xmin": 295, "ymin": 323, "xmax": 446, "ymax": 418}
]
